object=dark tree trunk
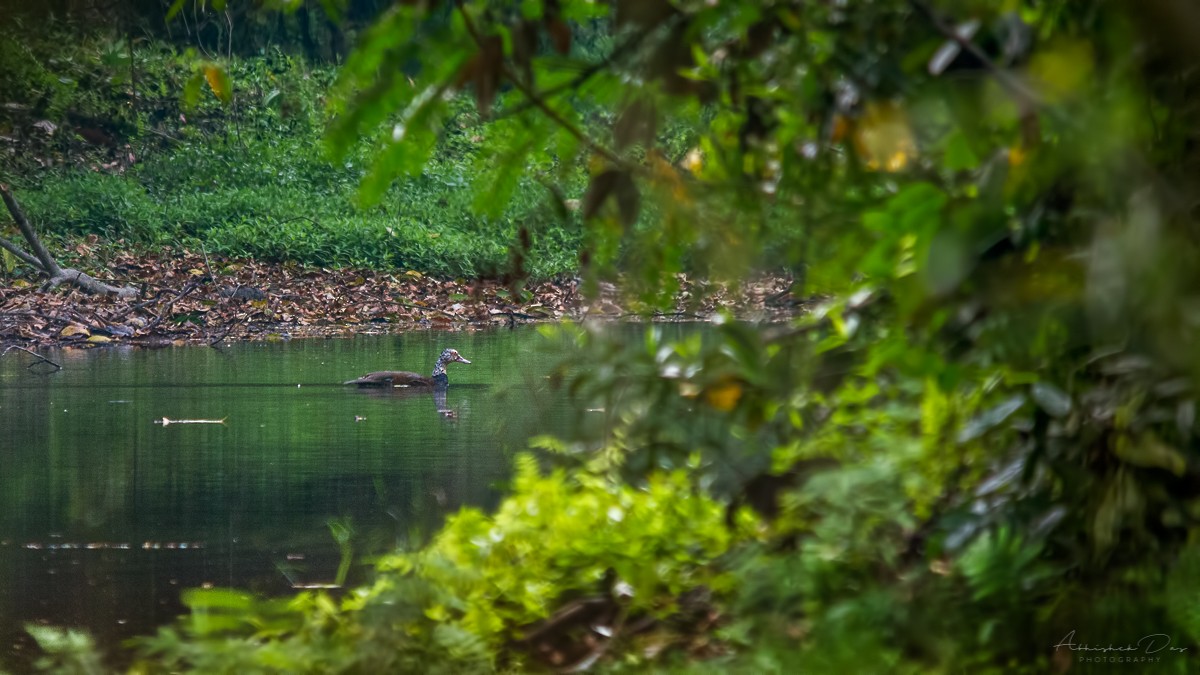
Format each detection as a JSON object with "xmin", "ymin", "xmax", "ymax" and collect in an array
[
  {"xmin": 327, "ymin": 15, "xmax": 345, "ymax": 63},
  {"xmin": 274, "ymin": 10, "xmax": 288, "ymax": 51},
  {"xmin": 296, "ymin": 3, "xmax": 319, "ymax": 62}
]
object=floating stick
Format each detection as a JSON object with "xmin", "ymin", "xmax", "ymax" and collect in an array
[{"xmin": 155, "ymin": 417, "xmax": 227, "ymax": 426}]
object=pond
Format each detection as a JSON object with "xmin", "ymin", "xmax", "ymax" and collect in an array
[{"xmin": 0, "ymin": 328, "xmax": 578, "ymax": 666}]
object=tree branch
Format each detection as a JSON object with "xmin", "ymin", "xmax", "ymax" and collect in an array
[
  {"xmin": 503, "ymin": 63, "xmax": 632, "ymax": 170},
  {"xmin": 0, "ymin": 233, "xmax": 43, "ymax": 270},
  {"xmin": 1, "ymin": 183, "xmax": 61, "ymax": 276},
  {"xmin": 3, "ymin": 345, "xmax": 62, "ymax": 371},
  {"xmin": 909, "ymin": 0, "xmax": 1191, "ymax": 216},
  {"xmin": 0, "ymin": 183, "xmax": 138, "ymax": 297},
  {"xmin": 454, "ymin": 2, "xmax": 635, "ymax": 173},
  {"xmin": 908, "ymin": 0, "xmax": 1044, "ymax": 112},
  {"xmin": 496, "ymin": 27, "xmax": 653, "ymax": 120}
]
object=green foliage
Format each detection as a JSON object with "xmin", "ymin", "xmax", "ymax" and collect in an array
[
  {"xmin": 13, "ymin": 0, "xmax": 1200, "ymax": 672},
  {"xmin": 1168, "ymin": 544, "xmax": 1200, "ymax": 645},
  {"xmin": 25, "ymin": 626, "xmax": 106, "ymax": 675},
  {"xmin": 0, "ymin": 26, "xmax": 582, "ymax": 278},
  {"xmin": 307, "ymin": 0, "xmax": 1197, "ymax": 669},
  {"xmin": 327, "ymin": 517, "xmax": 355, "ymax": 588},
  {"xmin": 958, "ymin": 526, "xmax": 1055, "ymax": 603},
  {"xmin": 94, "ymin": 456, "xmax": 733, "ymax": 673},
  {"xmin": 382, "ymin": 455, "xmax": 733, "ymax": 643}
]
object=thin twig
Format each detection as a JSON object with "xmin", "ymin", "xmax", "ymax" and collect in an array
[
  {"xmin": 3, "ymin": 345, "xmax": 62, "ymax": 370},
  {"xmin": 207, "ymin": 313, "xmax": 246, "ymax": 347},
  {"xmin": 501, "ymin": 63, "xmax": 631, "ymax": 170},
  {"xmin": 144, "ymin": 127, "xmax": 183, "ymax": 144},
  {"xmin": 142, "ymin": 279, "xmax": 203, "ymax": 333},
  {"xmin": 909, "ymin": 0, "xmax": 1187, "ymax": 214},
  {"xmin": 108, "ymin": 288, "xmax": 171, "ymax": 324},
  {"xmin": 565, "ymin": 607, "xmax": 628, "ymax": 673},
  {"xmin": 496, "ymin": 27, "xmax": 653, "ymax": 120},
  {"xmin": 199, "ymin": 241, "xmax": 215, "ymax": 279},
  {"xmin": 908, "ymin": 0, "xmax": 1042, "ymax": 111},
  {"xmin": 454, "ymin": 2, "xmax": 635, "ymax": 173},
  {"xmin": 0, "ymin": 233, "xmax": 43, "ymax": 270},
  {"xmin": 63, "ymin": 307, "xmax": 106, "ymax": 331},
  {"xmin": 0, "ymin": 308, "xmax": 94, "ymax": 327}
]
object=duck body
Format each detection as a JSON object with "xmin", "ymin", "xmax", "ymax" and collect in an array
[
  {"xmin": 342, "ymin": 370, "xmax": 445, "ymax": 387},
  {"xmin": 344, "ymin": 348, "xmax": 470, "ymax": 388}
]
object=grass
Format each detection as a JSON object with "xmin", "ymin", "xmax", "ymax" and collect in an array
[{"xmin": 1, "ymin": 27, "xmax": 584, "ymax": 280}]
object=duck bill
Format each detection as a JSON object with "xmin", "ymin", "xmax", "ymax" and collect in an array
[{"xmin": 456, "ymin": 356, "xmax": 472, "ymax": 364}]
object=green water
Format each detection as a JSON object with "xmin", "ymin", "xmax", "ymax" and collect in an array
[{"xmin": 0, "ymin": 328, "xmax": 572, "ymax": 665}]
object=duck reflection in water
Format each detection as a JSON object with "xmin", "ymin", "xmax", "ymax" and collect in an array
[{"xmin": 433, "ymin": 385, "xmax": 457, "ymax": 418}]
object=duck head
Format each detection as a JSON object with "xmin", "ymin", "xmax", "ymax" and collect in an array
[
  {"xmin": 441, "ymin": 348, "xmax": 471, "ymax": 365},
  {"xmin": 432, "ymin": 348, "xmax": 471, "ymax": 377}
]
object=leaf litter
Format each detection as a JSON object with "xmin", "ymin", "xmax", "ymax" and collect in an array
[{"xmin": 0, "ymin": 243, "xmax": 809, "ymax": 349}]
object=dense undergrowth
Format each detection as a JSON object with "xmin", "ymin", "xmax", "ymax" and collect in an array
[{"xmin": 0, "ymin": 26, "xmax": 582, "ymax": 279}]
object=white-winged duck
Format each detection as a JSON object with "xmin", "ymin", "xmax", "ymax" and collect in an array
[{"xmin": 343, "ymin": 348, "xmax": 471, "ymax": 387}]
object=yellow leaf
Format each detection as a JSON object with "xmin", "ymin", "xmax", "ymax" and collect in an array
[
  {"xmin": 830, "ymin": 114, "xmax": 850, "ymax": 143},
  {"xmin": 346, "ymin": 276, "xmax": 366, "ymax": 287},
  {"xmin": 86, "ymin": 335, "xmax": 112, "ymax": 344},
  {"xmin": 405, "ymin": 270, "xmax": 423, "ymax": 278},
  {"xmin": 189, "ymin": 268, "xmax": 205, "ymax": 276},
  {"xmin": 853, "ymin": 101, "xmax": 916, "ymax": 172},
  {"xmin": 61, "ymin": 324, "xmax": 90, "ymax": 337},
  {"xmin": 704, "ymin": 379, "xmax": 743, "ymax": 411},
  {"xmin": 204, "ymin": 65, "xmax": 232, "ymax": 103},
  {"xmin": 1008, "ymin": 145, "xmax": 1028, "ymax": 167}
]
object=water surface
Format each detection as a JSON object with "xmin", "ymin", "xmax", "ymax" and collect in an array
[{"xmin": 0, "ymin": 329, "xmax": 568, "ymax": 665}]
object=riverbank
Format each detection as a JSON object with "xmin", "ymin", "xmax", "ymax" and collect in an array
[{"xmin": 0, "ymin": 243, "xmax": 805, "ymax": 349}]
